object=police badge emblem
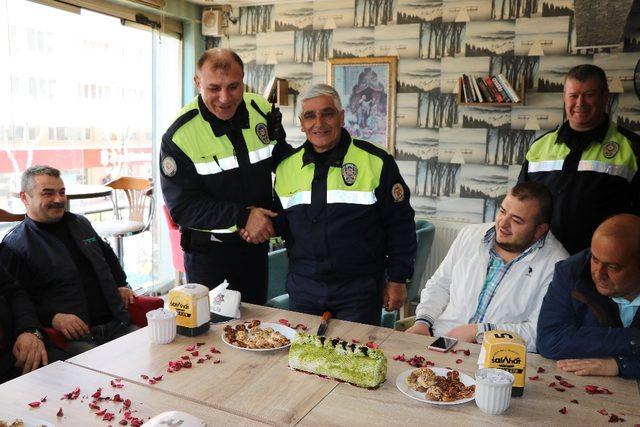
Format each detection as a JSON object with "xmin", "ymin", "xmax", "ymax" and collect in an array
[
  {"xmin": 342, "ymin": 163, "xmax": 358, "ymax": 185},
  {"xmin": 161, "ymin": 156, "xmax": 177, "ymax": 177},
  {"xmin": 392, "ymin": 183, "xmax": 405, "ymax": 202},
  {"xmin": 255, "ymin": 123, "xmax": 271, "ymax": 145},
  {"xmin": 603, "ymin": 141, "xmax": 619, "ymax": 159}
]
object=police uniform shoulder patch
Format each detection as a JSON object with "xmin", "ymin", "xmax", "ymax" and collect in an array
[
  {"xmin": 161, "ymin": 156, "xmax": 177, "ymax": 177},
  {"xmin": 342, "ymin": 163, "xmax": 358, "ymax": 185},
  {"xmin": 255, "ymin": 123, "xmax": 271, "ymax": 145},
  {"xmin": 392, "ymin": 183, "xmax": 405, "ymax": 202},
  {"xmin": 603, "ymin": 141, "xmax": 619, "ymax": 159}
]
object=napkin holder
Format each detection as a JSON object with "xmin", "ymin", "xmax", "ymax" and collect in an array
[
  {"xmin": 168, "ymin": 283, "xmax": 210, "ymax": 336},
  {"xmin": 477, "ymin": 330, "xmax": 526, "ymax": 397}
]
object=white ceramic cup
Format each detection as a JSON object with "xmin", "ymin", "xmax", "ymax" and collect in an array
[
  {"xmin": 474, "ymin": 368, "xmax": 514, "ymax": 415},
  {"xmin": 146, "ymin": 308, "xmax": 177, "ymax": 344}
]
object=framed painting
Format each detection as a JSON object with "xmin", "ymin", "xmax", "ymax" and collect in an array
[{"xmin": 327, "ymin": 56, "xmax": 397, "ymax": 154}]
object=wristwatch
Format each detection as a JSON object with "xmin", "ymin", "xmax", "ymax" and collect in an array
[{"xmin": 26, "ymin": 329, "xmax": 44, "ymax": 341}]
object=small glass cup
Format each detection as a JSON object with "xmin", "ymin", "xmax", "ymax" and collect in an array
[
  {"xmin": 146, "ymin": 308, "xmax": 177, "ymax": 344},
  {"xmin": 474, "ymin": 368, "xmax": 514, "ymax": 415}
]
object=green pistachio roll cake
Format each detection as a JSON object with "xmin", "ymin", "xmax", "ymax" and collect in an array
[{"xmin": 288, "ymin": 333, "xmax": 387, "ymax": 388}]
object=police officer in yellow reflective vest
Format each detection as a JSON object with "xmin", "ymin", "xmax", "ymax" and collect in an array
[
  {"xmin": 519, "ymin": 64, "xmax": 640, "ymax": 255},
  {"xmin": 160, "ymin": 48, "xmax": 290, "ymax": 304},
  {"xmin": 266, "ymin": 84, "xmax": 416, "ymax": 325}
]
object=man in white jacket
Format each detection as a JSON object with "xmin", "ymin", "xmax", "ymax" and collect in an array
[{"xmin": 406, "ymin": 182, "xmax": 568, "ymax": 352}]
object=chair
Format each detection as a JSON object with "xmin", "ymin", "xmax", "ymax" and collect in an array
[
  {"xmin": 0, "ymin": 209, "xmax": 25, "ymax": 222},
  {"xmin": 162, "ymin": 205, "xmax": 185, "ymax": 285},
  {"xmin": 43, "ymin": 295, "xmax": 164, "ymax": 351},
  {"xmin": 265, "ymin": 248, "xmax": 289, "ymax": 309},
  {"xmin": 381, "ymin": 220, "xmax": 435, "ymax": 327},
  {"xmin": 93, "ymin": 177, "xmax": 154, "ymax": 264}
]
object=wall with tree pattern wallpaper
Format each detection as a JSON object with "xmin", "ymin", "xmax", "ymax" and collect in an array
[{"xmin": 207, "ymin": 0, "xmax": 640, "ymax": 224}]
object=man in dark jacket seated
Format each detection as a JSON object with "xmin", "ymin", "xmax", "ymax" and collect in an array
[
  {"xmin": 537, "ymin": 214, "xmax": 640, "ymax": 378},
  {"xmin": 0, "ymin": 265, "xmax": 48, "ymax": 382},
  {"xmin": 0, "ymin": 165, "xmax": 136, "ymax": 358}
]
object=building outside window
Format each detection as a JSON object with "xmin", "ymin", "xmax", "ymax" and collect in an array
[{"xmin": 0, "ymin": 0, "xmax": 182, "ymax": 293}]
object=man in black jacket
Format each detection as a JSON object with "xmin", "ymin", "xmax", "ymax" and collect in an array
[
  {"xmin": 0, "ymin": 165, "xmax": 136, "ymax": 357},
  {"xmin": 0, "ymin": 265, "xmax": 47, "ymax": 382}
]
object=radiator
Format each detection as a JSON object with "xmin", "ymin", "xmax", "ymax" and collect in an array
[{"xmin": 419, "ymin": 218, "xmax": 469, "ymax": 295}]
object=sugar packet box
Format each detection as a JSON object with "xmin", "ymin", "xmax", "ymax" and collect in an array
[
  {"xmin": 168, "ymin": 283, "xmax": 211, "ymax": 336},
  {"xmin": 477, "ymin": 330, "xmax": 526, "ymax": 397}
]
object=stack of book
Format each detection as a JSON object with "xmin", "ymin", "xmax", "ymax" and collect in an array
[{"xmin": 458, "ymin": 74, "xmax": 521, "ymax": 104}]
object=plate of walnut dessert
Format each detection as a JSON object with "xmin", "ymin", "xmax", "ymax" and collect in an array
[
  {"xmin": 396, "ymin": 367, "xmax": 476, "ymax": 405},
  {"xmin": 222, "ymin": 320, "xmax": 296, "ymax": 351}
]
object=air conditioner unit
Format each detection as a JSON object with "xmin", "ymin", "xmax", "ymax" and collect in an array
[{"xmin": 202, "ymin": 7, "xmax": 228, "ymax": 36}]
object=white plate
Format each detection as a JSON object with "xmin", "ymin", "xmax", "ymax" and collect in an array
[
  {"xmin": 396, "ymin": 367, "xmax": 476, "ymax": 405},
  {"xmin": 221, "ymin": 322, "xmax": 296, "ymax": 352},
  {"xmin": 0, "ymin": 413, "xmax": 54, "ymax": 427}
]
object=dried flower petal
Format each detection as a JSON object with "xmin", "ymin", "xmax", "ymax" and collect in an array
[
  {"xmin": 213, "ymin": 359, "xmax": 221, "ymax": 364},
  {"xmin": 28, "ymin": 402, "xmax": 41, "ymax": 408},
  {"xmin": 555, "ymin": 375, "xmax": 563, "ymax": 380},
  {"xmin": 140, "ymin": 375, "xmax": 149, "ymax": 380},
  {"xmin": 148, "ymin": 379, "xmax": 157, "ymax": 384},
  {"xmin": 455, "ymin": 359, "xmax": 463, "ymax": 364},
  {"xmin": 191, "ymin": 351, "xmax": 199, "ymax": 357},
  {"xmin": 278, "ymin": 319, "xmax": 290, "ymax": 326},
  {"xmin": 294, "ymin": 323, "xmax": 308, "ymax": 330},
  {"xmin": 548, "ymin": 382, "xmax": 557, "ymax": 387},
  {"xmin": 365, "ymin": 341, "xmax": 379, "ymax": 349},
  {"xmin": 185, "ymin": 344, "xmax": 196, "ymax": 351},
  {"xmin": 196, "ymin": 342, "xmax": 205, "ymax": 347},
  {"xmin": 609, "ymin": 414, "xmax": 624, "ymax": 423},
  {"xmin": 180, "ymin": 355, "xmax": 190, "ymax": 360},
  {"xmin": 559, "ymin": 380, "xmax": 575, "ymax": 388},
  {"xmin": 153, "ymin": 375, "xmax": 163, "ymax": 381},
  {"xmin": 586, "ymin": 385, "xmax": 613, "ymax": 395},
  {"xmin": 210, "ymin": 346, "xmax": 221, "ymax": 354},
  {"xmin": 96, "ymin": 409, "xmax": 107, "ymax": 416},
  {"xmin": 91, "ymin": 389, "xmax": 102, "ymax": 399},
  {"xmin": 571, "ymin": 399, "xmax": 579, "ymax": 404},
  {"xmin": 89, "ymin": 402, "xmax": 100, "ymax": 410},
  {"xmin": 123, "ymin": 399, "xmax": 131, "ymax": 409},
  {"xmin": 559, "ymin": 407, "xmax": 567, "ymax": 414},
  {"xmin": 598, "ymin": 409, "xmax": 609, "ymax": 416},
  {"xmin": 555, "ymin": 387, "xmax": 566, "ymax": 392},
  {"xmin": 537, "ymin": 367, "xmax": 545, "ymax": 373},
  {"xmin": 56, "ymin": 408, "xmax": 63, "ymax": 417},
  {"xmin": 119, "ymin": 420, "xmax": 128, "ymax": 426},
  {"xmin": 528, "ymin": 375, "xmax": 539, "ymax": 381},
  {"xmin": 40, "ymin": 396, "xmax": 47, "ymax": 402},
  {"xmin": 393, "ymin": 354, "xmax": 406, "ymax": 361},
  {"xmin": 113, "ymin": 394, "xmax": 123, "ymax": 402},
  {"xmin": 103, "ymin": 412, "xmax": 115, "ymax": 421},
  {"xmin": 197, "ymin": 358, "xmax": 205, "ymax": 364}
]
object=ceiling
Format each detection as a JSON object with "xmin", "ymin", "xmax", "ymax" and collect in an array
[{"xmin": 185, "ymin": 0, "xmax": 312, "ymax": 5}]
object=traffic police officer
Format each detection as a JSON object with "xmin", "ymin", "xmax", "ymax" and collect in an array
[
  {"xmin": 160, "ymin": 48, "xmax": 290, "ymax": 304},
  {"xmin": 519, "ymin": 64, "xmax": 640, "ymax": 255},
  {"xmin": 270, "ymin": 84, "xmax": 416, "ymax": 325}
]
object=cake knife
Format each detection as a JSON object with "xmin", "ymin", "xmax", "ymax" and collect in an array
[{"xmin": 317, "ymin": 311, "xmax": 331, "ymax": 336}]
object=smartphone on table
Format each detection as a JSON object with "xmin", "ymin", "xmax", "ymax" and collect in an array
[{"xmin": 428, "ymin": 336, "xmax": 458, "ymax": 352}]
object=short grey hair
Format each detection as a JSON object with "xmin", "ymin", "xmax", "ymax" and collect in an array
[
  {"xmin": 21, "ymin": 165, "xmax": 61, "ymax": 192},
  {"xmin": 297, "ymin": 84, "xmax": 343, "ymax": 115}
]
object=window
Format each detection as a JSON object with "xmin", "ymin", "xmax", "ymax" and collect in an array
[{"xmin": 0, "ymin": 0, "xmax": 182, "ymax": 293}]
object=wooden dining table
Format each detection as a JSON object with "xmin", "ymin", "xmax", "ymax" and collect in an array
[{"xmin": 1, "ymin": 304, "xmax": 638, "ymax": 426}]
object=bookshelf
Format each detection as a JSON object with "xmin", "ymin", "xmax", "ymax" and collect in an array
[{"xmin": 457, "ymin": 75, "xmax": 526, "ymax": 106}]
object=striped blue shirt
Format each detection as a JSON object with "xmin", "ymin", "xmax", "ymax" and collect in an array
[{"xmin": 468, "ymin": 228, "xmax": 544, "ymax": 325}]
